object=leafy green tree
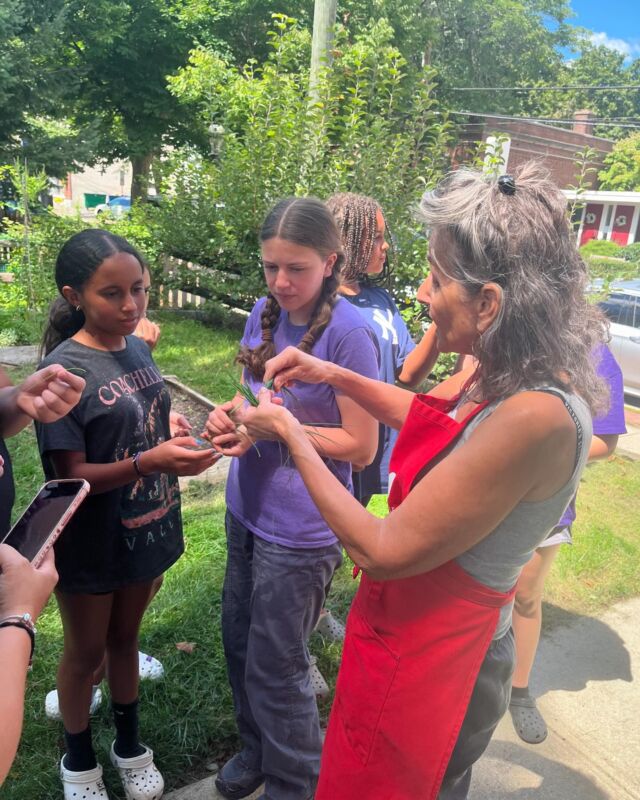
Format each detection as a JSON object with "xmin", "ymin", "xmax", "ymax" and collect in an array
[
  {"xmin": 533, "ymin": 43, "xmax": 638, "ymax": 139},
  {"xmin": 598, "ymin": 133, "xmax": 640, "ymax": 191},
  {"xmin": 425, "ymin": 0, "xmax": 576, "ymax": 114}
]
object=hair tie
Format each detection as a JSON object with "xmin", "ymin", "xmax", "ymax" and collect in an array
[
  {"xmin": 262, "ymin": 328, "xmax": 273, "ymax": 342},
  {"xmin": 497, "ymin": 175, "xmax": 516, "ymax": 196}
]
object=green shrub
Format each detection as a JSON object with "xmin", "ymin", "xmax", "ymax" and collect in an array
[
  {"xmin": 580, "ymin": 239, "xmax": 623, "ymax": 258},
  {"xmin": 621, "ymin": 242, "xmax": 640, "ymax": 264},
  {"xmin": 163, "ymin": 14, "xmax": 451, "ymax": 310}
]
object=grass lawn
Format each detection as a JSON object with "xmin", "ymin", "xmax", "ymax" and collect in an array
[{"xmin": 3, "ymin": 315, "xmax": 640, "ymax": 797}]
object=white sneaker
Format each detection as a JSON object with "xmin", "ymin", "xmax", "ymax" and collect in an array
[
  {"xmin": 46, "ymin": 685, "xmax": 102, "ymax": 722},
  {"xmin": 138, "ymin": 651, "xmax": 164, "ymax": 681},
  {"xmin": 314, "ymin": 610, "xmax": 346, "ymax": 642},
  {"xmin": 60, "ymin": 758, "xmax": 109, "ymax": 800},
  {"xmin": 309, "ymin": 656, "xmax": 330, "ymax": 698},
  {"xmin": 110, "ymin": 741, "xmax": 164, "ymax": 800}
]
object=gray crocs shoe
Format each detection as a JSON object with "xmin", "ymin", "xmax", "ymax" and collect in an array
[{"xmin": 509, "ymin": 694, "xmax": 548, "ymax": 744}]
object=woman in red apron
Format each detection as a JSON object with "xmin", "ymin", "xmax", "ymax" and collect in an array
[{"xmin": 220, "ymin": 162, "xmax": 609, "ymax": 800}]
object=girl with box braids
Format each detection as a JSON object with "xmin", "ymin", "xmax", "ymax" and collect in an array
[{"xmin": 326, "ymin": 192, "xmax": 440, "ymax": 507}]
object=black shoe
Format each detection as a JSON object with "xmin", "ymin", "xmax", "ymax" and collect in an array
[{"xmin": 215, "ymin": 753, "xmax": 264, "ymax": 800}]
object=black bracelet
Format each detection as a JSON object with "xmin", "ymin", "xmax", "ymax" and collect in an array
[
  {"xmin": 0, "ymin": 613, "xmax": 36, "ymax": 667},
  {"xmin": 132, "ymin": 451, "xmax": 146, "ymax": 477}
]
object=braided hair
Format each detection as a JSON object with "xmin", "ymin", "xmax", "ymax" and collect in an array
[
  {"xmin": 326, "ymin": 193, "xmax": 393, "ymax": 286},
  {"xmin": 237, "ymin": 197, "xmax": 345, "ymax": 380}
]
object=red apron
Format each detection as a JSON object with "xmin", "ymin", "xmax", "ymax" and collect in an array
[{"xmin": 316, "ymin": 393, "xmax": 517, "ymax": 800}]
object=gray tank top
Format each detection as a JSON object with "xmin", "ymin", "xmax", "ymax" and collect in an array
[{"xmin": 451, "ymin": 388, "xmax": 593, "ymax": 639}]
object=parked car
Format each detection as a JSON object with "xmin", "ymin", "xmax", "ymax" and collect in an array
[
  {"xmin": 94, "ymin": 196, "xmax": 131, "ymax": 218},
  {"xmin": 599, "ymin": 279, "xmax": 640, "ymax": 399}
]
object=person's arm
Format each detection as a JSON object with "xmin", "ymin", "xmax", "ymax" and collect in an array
[
  {"xmin": 0, "ymin": 546, "xmax": 58, "ymax": 786},
  {"xmin": 397, "ymin": 325, "xmax": 440, "ymax": 388},
  {"xmin": 207, "ymin": 389, "xmax": 378, "ymax": 465},
  {"xmin": 48, "ymin": 436, "xmax": 221, "ymax": 495},
  {"xmin": 237, "ymin": 389, "xmax": 578, "ymax": 581},
  {"xmin": 0, "ymin": 366, "xmax": 85, "ymax": 438},
  {"xmin": 588, "ymin": 433, "xmax": 618, "ymax": 461},
  {"xmin": 264, "ymin": 346, "xmax": 415, "ymax": 431}
]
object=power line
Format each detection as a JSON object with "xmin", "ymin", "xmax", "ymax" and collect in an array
[
  {"xmin": 450, "ymin": 84, "xmax": 640, "ymax": 92},
  {"xmin": 445, "ymin": 110, "xmax": 640, "ymax": 130}
]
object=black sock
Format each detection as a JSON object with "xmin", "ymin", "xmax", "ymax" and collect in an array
[
  {"xmin": 112, "ymin": 699, "xmax": 145, "ymax": 758},
  {"xmin": 63, "ymin": 726, "xmax": 97, "ymax": 772},
  {"xmin": 510, "ymin": 685, "xmax": 531, "ymax": 700}
]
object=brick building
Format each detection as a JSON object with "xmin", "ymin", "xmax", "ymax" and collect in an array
[{"xmin": 454, "ymin": 110, "xmax": 614, "ymax": 190}]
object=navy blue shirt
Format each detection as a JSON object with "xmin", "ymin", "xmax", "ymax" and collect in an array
[{"xmin": 344, "ymin": 286, "xmax": 416, "ymax": 497}]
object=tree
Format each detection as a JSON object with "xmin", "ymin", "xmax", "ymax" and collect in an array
[
  {"xmin": 598, "ymin": 133, "xmax": 640, "ymax": 191},
  {"xmin": 532, "ymin": 43, "xmax": 638, "ymax": 139},
  {"xmin": 425, "ymin": 0, "xmax": 577, "ymax": 114}
]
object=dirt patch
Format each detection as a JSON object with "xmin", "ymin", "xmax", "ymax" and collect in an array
[{"xmin": 165, "ymin": 378, "xmax": 214, "ymax": 436}]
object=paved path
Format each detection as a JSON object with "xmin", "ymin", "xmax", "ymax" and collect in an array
[{"xmin": 168, "ymin": 598, "xmax": 640, "ymax": 799}]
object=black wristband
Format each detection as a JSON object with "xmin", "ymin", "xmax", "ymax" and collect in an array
[{"xmin": 0, "ymin": 614, "xmax": 36, "ymax": 667}]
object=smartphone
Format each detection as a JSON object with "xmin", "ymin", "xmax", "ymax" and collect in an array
[{"xmin": 1, "ymin": 479, "xmax": 90, "ymax": 567}]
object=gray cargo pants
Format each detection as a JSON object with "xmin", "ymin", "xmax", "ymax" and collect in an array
[
  {"xmin": 439, "ymin": 628, "xmax": 516, "ymax": 799},
  {"xmin": 221, "ymin": 511, "xmax": 342, "ymax": 800}
]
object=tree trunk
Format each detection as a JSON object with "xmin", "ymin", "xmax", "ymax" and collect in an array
[
  {"xmin": 130, "ymin": 153, "xmax": 153, "ymax": 202},
  {"xmin": 309, "ymin": 0, "xmax": 338, "ymax": 100}
]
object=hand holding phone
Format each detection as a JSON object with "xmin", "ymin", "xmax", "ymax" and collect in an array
[
  {"xmin": 0, "ymin": 544, "xmax": 58, "ymax": 621},
  {"xmin": 0, "ymin": 479, "xmax": 90, "ymax": 567}
]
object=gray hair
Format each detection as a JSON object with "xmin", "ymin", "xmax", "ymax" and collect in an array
[{"xmin": 419, "ymin": 161, "xmax": 608, "ymax": 414}]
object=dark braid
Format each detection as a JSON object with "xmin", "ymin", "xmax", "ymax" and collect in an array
[
  {"xmin": 326, "ymin": 193, "xmax": 394, "ymax": 287},
  {"xmin": 237, "ymin": 197, "xmax": 344, "ymax": 380}
]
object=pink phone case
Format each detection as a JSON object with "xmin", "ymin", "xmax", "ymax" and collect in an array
[{"xmin": 16, "ymin": 480, "xmax": 90, "ymax": 568}]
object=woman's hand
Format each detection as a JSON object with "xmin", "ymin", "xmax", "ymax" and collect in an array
[
  {"xmin": 0, "ymin": 545, "xmax": 58, "ymax": 621},
  {"xmin": 263, "ymin": 347, "xmax": 333, "ymax": 391},
  {"xmin": 140, "ymin": 437, "xmax": 221, "ymax": 476},
  {"xmin": 15, "ymin": 365, "xmax": 85, "ymax": 423},
  {"xmin": 233, "ymin": 389, "xmax": 296, "ymax": 443},
  {"xmin": 169, "ymin": 412, "xmax": 192, "ymax": 438}
]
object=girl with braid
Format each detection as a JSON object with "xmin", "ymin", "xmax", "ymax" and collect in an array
[
  {"xmin": 205, "ymin": 197, "xmax": 379, "ymax": 800},
  {"xmin": 327, "ymin": 193, "xmax": 440, "ymax": 507}
]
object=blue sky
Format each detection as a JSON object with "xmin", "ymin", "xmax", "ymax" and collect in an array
[{"xmin": 567, "ymin": 0, "xmax": 640, "ymax": 60}]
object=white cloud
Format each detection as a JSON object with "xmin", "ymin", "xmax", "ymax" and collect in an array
[{"xmin": 589, "ymin": 31, "xmax": 640, "ymax": 59}]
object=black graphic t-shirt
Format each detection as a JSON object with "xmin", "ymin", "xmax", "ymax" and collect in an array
[{"xmin": 36, "ymin": 336, "xmax": 183, "ymax": 593}]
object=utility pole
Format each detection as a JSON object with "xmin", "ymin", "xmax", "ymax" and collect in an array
[{"xmin": 309, "ymin": 0, "xmax": 338, "ymax": 99}]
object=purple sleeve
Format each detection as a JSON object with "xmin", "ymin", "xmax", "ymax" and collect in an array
[
  {"xmin": 593, "ymin": 345, "xmax": 627, "ymax": 436},
  {"xmin": 557, "ymin": 345, "xmax": 627, "ymax": 530}
]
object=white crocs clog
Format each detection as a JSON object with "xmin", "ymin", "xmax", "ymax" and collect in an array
[
  {"xmin": 46, "ymin": 685, "xmax": 103, "ymax": 722},
  {"xmin": 60, "ymin": 758, "xmax": 109, "ymax": 800},
  {"xmin": 110, "ymin": 742, "xmax": 164, "ymax": 800},
  {"xmin": 138, "ymin": 652, "xmax": 164, "ymax": 681}
]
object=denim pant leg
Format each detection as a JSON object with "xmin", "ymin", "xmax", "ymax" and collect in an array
[
  {"xmin": 438, "ymin": 629, "xmax": 515, "ymax": 800},
  {"xmin": 221, "ymin": 512, "xmax": 263, "ymax": 771},
  {"xmin": 247, "ymin": 534, "xmax": 342, "ymax": 800}
]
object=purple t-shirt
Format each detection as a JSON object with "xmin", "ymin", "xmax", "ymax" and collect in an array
[
  {"xmin": 225, "ymin": 296, "xmax": 380, "ymax": 548},
  {"xmin": 557, "ymin": 344, "xmax": 627, "ymax": 529}
]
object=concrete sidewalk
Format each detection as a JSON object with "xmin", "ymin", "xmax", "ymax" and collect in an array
[
  {"xmin": 167, "ymin": 597, "xmax": 640, "ymax": 799},
  {"xmin": 470, "ymin": 596, "xmax": 640, "ymax": 799}
]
